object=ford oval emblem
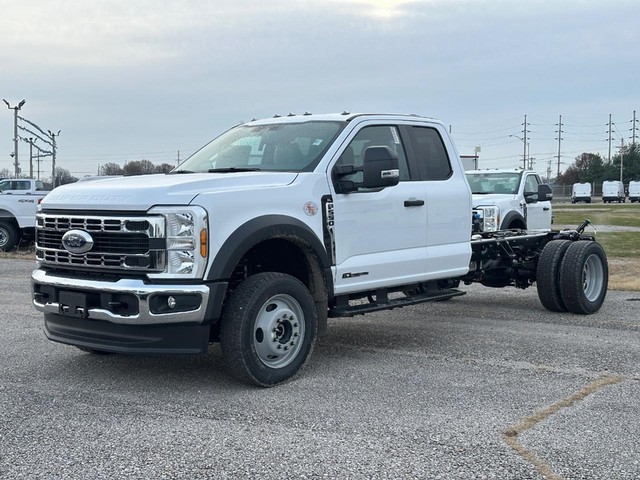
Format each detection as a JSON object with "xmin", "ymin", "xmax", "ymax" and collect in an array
[{"xmin": 61, "ymin": 230, "xmax": 94, "ymax": 254}]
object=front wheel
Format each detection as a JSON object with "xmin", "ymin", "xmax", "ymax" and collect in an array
[
  {"xmin": 559, "ymin": 241, "xmax": 608, "ymax": 314},
  {"xmin": 220, "ymin": 272, "xmax": 318, "ymax": 387}
]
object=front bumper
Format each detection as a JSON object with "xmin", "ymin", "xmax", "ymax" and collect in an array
[
  {"xmin": 32, "ymin": 268, "xmax": 210, "ymax": 325},
  {"xmin": 32, "ymin": 268, "xmax": 226, "ymax": 353}
]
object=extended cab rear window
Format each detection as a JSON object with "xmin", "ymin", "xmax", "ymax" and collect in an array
[{"xmin": 406, "ymin": 127, "xmax": 452, "ymax": 181}]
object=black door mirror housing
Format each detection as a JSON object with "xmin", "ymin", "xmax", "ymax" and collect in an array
[
  {"xmin": 524, "ymin": 183, "xmax": 553, "ymax": 203},
  {"xmin": 362, "ymin": 146, "xmax": 400, "ymax": 189}
]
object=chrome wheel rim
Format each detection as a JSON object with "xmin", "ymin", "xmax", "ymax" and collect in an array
[
  {"xmin": 253, "ymin": 294, "xmax": 305, "ymax": 369},
  {"xmin": 583, "ymin": 253, "xmax": 604, "ymax": 302}
]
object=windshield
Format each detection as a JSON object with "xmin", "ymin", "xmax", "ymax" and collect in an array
[
  {"xmin": 465, "ymin": 172, "xmax": 521, "ymax": 194},
  {"xmin": 174, "ymin": 121, "xmax": 345, "ymax": 174}
]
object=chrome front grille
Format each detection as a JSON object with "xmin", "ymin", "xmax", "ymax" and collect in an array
[{"xmin": 36, "ymin": 213, "xmax": 166, "ymax": 272}]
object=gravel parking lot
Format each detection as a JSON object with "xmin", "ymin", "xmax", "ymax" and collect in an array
[{"xmin": 1, "ymin": 258, "xmax": 639, "ymax": 479}]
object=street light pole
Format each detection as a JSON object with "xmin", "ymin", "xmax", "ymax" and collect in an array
[{"xmin": 3, "ymin": 98, "xmax": 26, "ymax": 177}]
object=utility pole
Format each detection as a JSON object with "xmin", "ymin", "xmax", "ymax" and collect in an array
[
  {"xmin": 555, "ymin": 114, "xmax": 563, "ymax": 178},
  {"xmin": 631, "ymin": 110, "xmax": 638, "ymax": 145},
  {"xmin": 36, "ymin": 143, "xmax": 42, "ymax": 179},
  {"xmin": 28, "ymin": 138, "xmax": 34, "ymax": 178},
  {"xmin": 619, "ymin": 138, "xmax": 625, "ymax": 182},
  {"xmin": 607, "ymin": 114, "xmax": 613, "ymax": 163},
  {"xmin": 48, "ymin": 130, "xmax": 60, "ymax": 188},
  {"xmin": 177, "ymin": 150, "xmax": 181, "ymax": 166},
  {"xmin": 3, "ymin": 98, "xmax": 26, "ymax": 177},
  {"xmin": 522, "ymin": 114, "xmax": 528, "ymax": 169}
]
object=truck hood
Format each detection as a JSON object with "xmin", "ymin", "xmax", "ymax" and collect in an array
[
  {"xmin": 471, "ymin": 193, "xmax": 516, "ymax": 207},
  {"xmin": 41, "ymin": 172, "xmax": 298, "ymax": 211}
]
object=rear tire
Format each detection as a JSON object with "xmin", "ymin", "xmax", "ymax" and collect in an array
[
  {"xmin": 536, "ymin": 240, "xmax": 572, "ymax": 312},
  {"xmin": 220, "ymin": 272, "xmax": 317, "ymax": 387},
  {"xmin": 559, "ymin": 241, "xmax": 608, "ymax": 314},
  {"xmin": 0, "ymin": 221, "xmax": 19, "ymax": 252}
]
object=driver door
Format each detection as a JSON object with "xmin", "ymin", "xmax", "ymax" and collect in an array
[
  {"xmin": 523, "ymin": 174, "xmax": 552, "ymax": 230},
  {"xmin": 329, "ymin": 124, "xmax": 428, "ymax": 295}
]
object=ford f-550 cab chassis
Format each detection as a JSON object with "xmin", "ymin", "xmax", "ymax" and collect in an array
[{"xmin": 32, "ymin": 113, "xmax": 607, "ymax": 386}]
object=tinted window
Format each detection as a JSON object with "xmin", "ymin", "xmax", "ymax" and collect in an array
[
  {"xmin": 408, "ymin": 127, "xmax": 452, "ymax": 180},
  {"xmin": 335, "ymin": 125, "xmax": 411, "ymax": 183}
]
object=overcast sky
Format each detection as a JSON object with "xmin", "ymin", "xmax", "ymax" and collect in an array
[{"xmin": 1, "ymin": 0, "xmax": 638, "ymax": 180}]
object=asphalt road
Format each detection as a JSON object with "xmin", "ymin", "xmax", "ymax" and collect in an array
[{"xmin": 1, "ymin": 258, "xmax": 639, "ymax": 479}]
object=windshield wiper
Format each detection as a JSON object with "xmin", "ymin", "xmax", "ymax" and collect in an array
[
  {"xmin": 169, "ymin": 169, "xmax": 194, "ymax": 174},
  {"xmin": 207, "ymin": 167, "xmax": 262, "ymax": 173}
]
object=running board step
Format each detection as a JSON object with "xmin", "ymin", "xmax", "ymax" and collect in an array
[{"xmin": 329, "ymin": 288, "xmax": 466, "ymax": 318}]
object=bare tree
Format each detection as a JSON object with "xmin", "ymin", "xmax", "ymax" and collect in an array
[{"xmin": 100, "ymin": 163, "xmax": 124, "ymax": 176}]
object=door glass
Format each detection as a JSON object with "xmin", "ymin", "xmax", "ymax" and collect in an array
[{"xmin": 335, "ymin": 125, "xmax": 410, "ymax": 188}]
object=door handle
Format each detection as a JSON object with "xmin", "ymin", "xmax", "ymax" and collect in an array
[
  {"xmin": 543, "ymin": 207, "xmax": 550, "ymax": 211},
  {"xmin": 404, "ymin": 199, "xmax": 425, "ymax": 207}
]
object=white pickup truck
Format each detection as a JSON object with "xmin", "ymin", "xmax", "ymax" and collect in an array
[
  {"xmin": 32, "ymin": 113, "xmax": 607, "ymax": 386},
  {"xmin": 0, "ymin": 178, "xmax": 48, "ymax": 251},
  {"xmin": 465, "ymin": 168, "xmax": 553, "ymax": 232}
]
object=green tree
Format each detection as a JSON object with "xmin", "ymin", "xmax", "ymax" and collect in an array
[
  {"xmin": 611, "ymin": 143, "xmax": 640, "ymax": 183},
  {"xmin": 558, "ymin": 152, "xmax": 606, "ymax": 184}
]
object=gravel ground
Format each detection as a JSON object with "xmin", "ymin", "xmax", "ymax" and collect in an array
[{"xmin": 1, "ymin": 258, "xmax": 639, "ymax": 479}]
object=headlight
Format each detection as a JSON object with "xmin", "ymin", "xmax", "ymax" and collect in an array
[
  {"xmin": 477, "ymin": 206, "xmax": 500, "ymax": 232},
  {"xmin": 147, "ymin": 206, "xmax": 208, "ymax": 279}
]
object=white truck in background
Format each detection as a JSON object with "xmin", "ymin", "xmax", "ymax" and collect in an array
[
  {"xmin": 0, "ymin": 178, "xmax": 49, "ymax": 251},
  {"xmin": 31, "ymin": 113, "xmax": 607, "ymax": 386},
  {"xmin": 602, "ymin": 180, "xmax": 625, "ymax": 203},
  {"xmin": 465, "ymin": 168, "xmax": 553, "ymax": 232},
  {"xmin": 571, "ymin": 182, "xmax": 592, "ymax": 203},
  {"xmin": 628, "ymin": 181, "xmax": 640, "ymax": 203}
]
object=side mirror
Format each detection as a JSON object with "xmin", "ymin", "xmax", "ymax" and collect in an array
[
  {"xmin": 524, "ymin": 183, "xmax": 553, "ymax": 203},
  {"xmin": 537, "ymin": 183, "xmax": 553, "ymax": 201},
  {"xmin": 362, "ymin": 146, "xmax": 400, "ymax": 189}
]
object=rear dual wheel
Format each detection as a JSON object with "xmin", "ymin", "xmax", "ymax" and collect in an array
[
  {"xmin": 536, "ymin": 240, "xmax": 572, "ymax": 312},
  {"xmin": 559, "ymin": 241, "xmax": 608, "ymax": 314},
  {"xmin": 537, "ymin": 240, "xmax": 608, "ymax": 314}
]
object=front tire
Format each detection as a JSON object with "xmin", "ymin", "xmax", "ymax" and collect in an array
[
  {"xmin": 559, "ymin": 241, "xmax": 608, "ymax": 314},
  {"xmin": 0, "ymin": 221, "xmax": 19, "ymax": 252},
  {"xmin": 220, "ymin": 272, "xmax": 318, "ymax": 387},
  {"xmin": 536, "ymin": 240, "xmax": 572, "ymax": 312}
]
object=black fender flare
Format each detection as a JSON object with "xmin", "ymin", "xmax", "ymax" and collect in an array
[
  {"xmin": 501, "ymin": 211, "xmax": 526, "ymax": 229},
  {"xmin": 207, "ymin": 214, "xmax": 332, "ymax": 285}
]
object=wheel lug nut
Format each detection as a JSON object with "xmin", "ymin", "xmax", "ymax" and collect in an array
[
  {"xmin": 290, "ymin": 341, "xmax": 295, "ymax": 346},
  {"xmin": 284, "ymin": 346, "xmax": 288, "ymax": 351},
  {"xmin": 293, "ymin": 323, "xmax": 298, "ymax": 327},
  {"xmin": 277, "ymin": 345, "xmax": 282, "ymax": 349}
]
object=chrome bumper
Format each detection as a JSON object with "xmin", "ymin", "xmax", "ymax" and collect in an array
[{"xmin": 32, "ymin": 268, "xmax": 210, "ymax": 325}]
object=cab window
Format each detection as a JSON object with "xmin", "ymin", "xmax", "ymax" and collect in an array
[
  {"xmin": 406, "ymin": 126, "xmax": 452, "ymax": 180},
  {"xmin": 524, "ymin": 175, "xmax": 540, "ymax": 194},
  {"xmin": 335, "ymin": 125, "xmax": 411, "ymax": 184}
]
